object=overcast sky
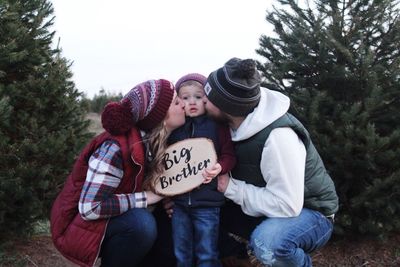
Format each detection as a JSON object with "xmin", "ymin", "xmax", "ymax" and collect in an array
[{"xmin": 51, "ymin": 0, "xmax": 273, "ymax": 98}]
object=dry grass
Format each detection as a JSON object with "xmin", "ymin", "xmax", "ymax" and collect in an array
[{"xmin": 2, "ymin": 233, "xmax": 399, "ymax": 267}]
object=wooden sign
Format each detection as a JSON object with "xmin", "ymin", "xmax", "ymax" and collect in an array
[{"xmin": 154, "ymin": 138, "xmax": 217, "ymax": 196}]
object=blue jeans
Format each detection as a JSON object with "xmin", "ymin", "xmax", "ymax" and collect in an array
[
  {"xmin": 171, "ymin": 205, "xmax": 222, "ymax": 267},
  {"xmin": 248, "ymin": 208, "xmax": 334, "ymax": 267},
  {"xmin": 100, "ymin": 208, "xmax": 157, "ymax": 267}
]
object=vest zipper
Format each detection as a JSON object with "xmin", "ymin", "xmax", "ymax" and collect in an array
[
  {"xmin": 93, "ymin": 219, "xmax": 109, "ymax": 266},
  {"xmin": 131, "ymin": 155, "xmax": 143, "ymax": 193},
  {"xmin": 188, "ymin": 121, "xmax": 194, "ymax": 206}
]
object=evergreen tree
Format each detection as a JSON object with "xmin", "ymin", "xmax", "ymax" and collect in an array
[
  {"xmin": 257, "ymin": 0, "xmax": 400, "ymax": 236},
  {"xmin": 0, "ymin": 0, "xmax": 91, "ymax": 239}
]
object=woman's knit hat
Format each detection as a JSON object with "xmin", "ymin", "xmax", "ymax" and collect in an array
[
  {"xmin": 175, "ymin": 73, "xmax": 207, "ymax": 92},
  {"xmin": 204, "ymin": 58, "xmax": 261, "ymax": 116},
  {"xmin": 101, "ymin": 79, "xmax": 174, "ymax": 135}
]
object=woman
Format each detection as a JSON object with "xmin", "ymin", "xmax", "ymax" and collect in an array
[{"xmin": 50, "ymin": 79, "xmax": 185, "ymax": 267}]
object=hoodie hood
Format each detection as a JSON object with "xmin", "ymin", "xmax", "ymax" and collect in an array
[{"xmin": 230, "ymin": 88, "xmax": 290, "ymax": 142}]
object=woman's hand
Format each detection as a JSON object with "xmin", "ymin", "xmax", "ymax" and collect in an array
[
  {"xmin": 202, "ymin": 163, "xmax": 222, "ymax": 184},
  {"xmin": 145, "ymin": 191, "xmax": 164, "ymax": 205}
]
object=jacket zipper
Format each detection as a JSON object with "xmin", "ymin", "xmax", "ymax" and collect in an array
[{"xmin": 131, "ymin": 154, "xmax": 143, "ymax": 193}]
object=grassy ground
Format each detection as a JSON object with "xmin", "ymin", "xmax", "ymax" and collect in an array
[{"xmin": 1, "ymin": 232, "xmax": 399, "ymax": 267}]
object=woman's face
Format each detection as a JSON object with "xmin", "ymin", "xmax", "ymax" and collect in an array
[{"xmin": 165, "ymin": 91, "xmax": 185, "ymax": 133}]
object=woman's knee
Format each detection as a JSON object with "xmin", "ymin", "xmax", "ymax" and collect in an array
[
  {"xmin": 126, "ymin": 208, "xmax": 157, "ymax": 241},
  {"xmin": 101, "ymin": 209, "xmax": 158, "ymax": 266},
  {"xmin": 107, "ymin": 208, "xmax": 157, "ymax": 247}
]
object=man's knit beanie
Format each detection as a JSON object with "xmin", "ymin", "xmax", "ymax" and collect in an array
[
  {"xmin": 204, "ymin": 57, "xmax": 261, "ymax": 116},
  {"xmin": 101, "ymin": 79, "xmax": 174, "ymax": 135}
]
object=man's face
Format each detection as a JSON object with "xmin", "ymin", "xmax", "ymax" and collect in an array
[{"xmin": 203, "ymin": 96, "xmax": 230, "ymax": 124}]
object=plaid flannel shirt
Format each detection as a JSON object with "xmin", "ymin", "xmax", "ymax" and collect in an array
[{"xmin": 79, "ymin": 140, "xmax": 147, "ymax": 220}]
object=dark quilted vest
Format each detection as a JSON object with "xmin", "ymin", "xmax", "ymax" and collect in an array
[
  {"xmin": 50, "ymin": 128, "xmax": 145, "ymax": 267},
  {"xmin": 232, "ymin": 113, "xmax": 339, "ymax": 216}
]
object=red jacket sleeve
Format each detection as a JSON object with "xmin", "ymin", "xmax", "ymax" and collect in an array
[{"xmin": 217, "ymin": 124, "xmax": 237, "ymax": 174}]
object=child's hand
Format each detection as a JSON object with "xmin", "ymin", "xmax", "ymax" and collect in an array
[{"xmin": 202, "ymin": 163, "xmax": 222, "ymax": 184}]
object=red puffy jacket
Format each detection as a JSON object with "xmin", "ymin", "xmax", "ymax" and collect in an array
[{"xmin": 50, "ymin": 128, "xmax": 145, "ymax": 267}]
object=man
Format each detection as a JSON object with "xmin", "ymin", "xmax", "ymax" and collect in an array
[{"xmin": 203, "ymin": 57, "xmax": 339, "ymax": 267}]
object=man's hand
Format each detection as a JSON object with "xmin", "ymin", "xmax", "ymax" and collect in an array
[
  {"xmin": 217, "ymin": 173, "xmax": 230, "ymax": 193},
  {"xmin": 162, "ymin": 198, "xmax": 174, "ymax": 218},
  {"xmin": 202, "ymin": 163, "xmax": 222, "ymax": 184}
]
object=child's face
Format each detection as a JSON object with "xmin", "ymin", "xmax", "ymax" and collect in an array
[{"xmin": 178, "ymin": 85, "xmax": 206, "ymax": 117}]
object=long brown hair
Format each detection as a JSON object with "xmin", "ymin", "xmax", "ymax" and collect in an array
[{"xmin": 142, "ymin": 122, "xmax": 170, "ymax": 191}]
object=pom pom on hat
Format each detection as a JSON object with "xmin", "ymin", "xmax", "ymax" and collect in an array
[
  {"xmin": 235, "ymin": 59, "xmax": 257, "ymax": 79},
  {"xmin": 101, "ymin": 101, "xmax": 134, "ymax": 135},
  {"xmin": 101, "ymin": 79, "xmax": 174, "ymax": 135}
]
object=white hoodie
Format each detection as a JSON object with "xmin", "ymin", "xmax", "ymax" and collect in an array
[{"xmin": 225, "ymin": 88, "xmax": 306, "ymax": 217}]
